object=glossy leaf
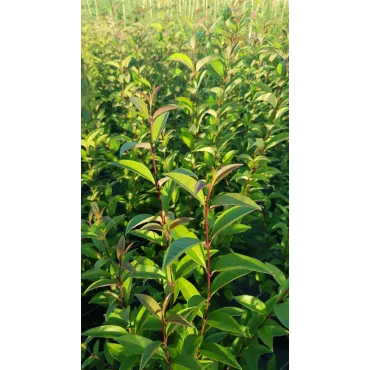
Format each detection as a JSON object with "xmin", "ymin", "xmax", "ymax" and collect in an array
[
  {"xmin": 213, "ymin": 253, "xmax": 271, "ymax": 274},
  {"xmin": 84, "ymin": 279, "xmax": 116, "ymax": 294},
  {"xmin": 211, "ymin": 193, "xmax": 261, "ymax": 209},
  {"xmin": 140, "ymin": 341, "xmax": 162, "ymax": 370},
  {"xmin": 111, "ymin": 160, "xmax": 155, "ymax": 185},
  {"xmin": 152, "ymin": 112, "xmax": 169, "ymax": 142},
  {"xmin": 211, "ymin": 268, "xmax": 252, "ymax": 295},
  {"xmin": 234, "ymin": 295, "xmax": 267, "ymax": 315},
  {"xmin": 211, "ymin": 206, "xmax": 259, "ymax": 238},
  {"xmin": 115, "ymin": 334, "xmax": 166, "ymax": 359},
  {"xmin": 165, "ymin": 171, "xmax": 205, "ymax": 204},
  {"xmin": 214, "ymin": 164, "xmax": 243, "ymax": 185},
  {"xmin": 130, "ymin": 96, "xmax": 149, "ymax": 118},
  {"xmin": 163, "ymin": 237, "xmax": 201, "ymax": 270},
  {"xmin": 135, "ymin": 294, "xmax": 162, "ymax": 317},
  {"xmin": 168, "ymin": 53, "xmax": 194, "ymax": 71},
  {"xmin": 82, "ymin": 325, "xmax": 128, "ymax": 338},
  {"xmin": 200, "ymin": 342, "xmax": 242, "ymax": 370},
  {"xmin": 207, "ymin": 311, "xmax": 245, "ymax": 336}
]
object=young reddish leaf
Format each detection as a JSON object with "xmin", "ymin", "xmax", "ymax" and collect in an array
[
  {"xmin": 152, "ymin": 105, "xmax": 178, "ymax": 121},
  {"xmin": 214, "ymin": 164, "xmax": 243, "ymax": 185}
]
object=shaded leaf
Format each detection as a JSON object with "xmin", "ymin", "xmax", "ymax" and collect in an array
[
  {"xmin": 140, "ymin": 341, "xmax": 162, "ymax": 370},
  {"xmin": 274, "ymin": 302, "xmax": 289, "ymax": 328}
]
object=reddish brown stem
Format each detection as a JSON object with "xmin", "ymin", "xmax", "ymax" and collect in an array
[
  {"xmin": 161, "ymin": 313, "xmax": 172, "ymax": 369},
  {"xmin": 200, "ymin": 189, "xmax": 212, "ymax": 335}
]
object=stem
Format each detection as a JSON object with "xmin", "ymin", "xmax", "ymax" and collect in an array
[
  {"xmin": 200, "ymin": 187, "xmax": 213, "ymax": 335},
  {"xmin": 161, "ymin": 313, "xmax": 172, "ymax": 369},
  {"xmin": 148, "ymin": 107, "xmax": 175, "ymax": 305}
]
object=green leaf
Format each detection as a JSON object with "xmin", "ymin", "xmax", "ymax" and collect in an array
[
  {"xmin": 178, "ymin": 277, "xmax": 201, "ymax": 302},
  {"xmin": 140, "ymin": 341, "xmax": 162, "ymax": 370},
  {"xmin": 82, "ymin": 325, "xmax": 128, "ymax": 338},
  {"xmin": 265, "ymin": 263, "xmax": 287, "ymax": 286},
  {"xmin": 220, "ymin": 224, "xmax": 251, "ymax": 236},
  {"xmin": 210, "ymin": 60, "xmax": 225, "ymax": 76},
  {"xmin": 168, "ymin": 53, "xmax": 194, "ymax": 71},
  {"xmin": 214, "ymin": 164, "xmax": 243, "ymax": 185},
  {"xmin": 267, "ymin": 354, "xmax": 276, "ymax": 370},
  {"xmin": 172, "ymin": 354, "xmax": 203, "ymax": 370},
  {"xmin": 115, "ymin": 334, "xmax": 166, "ymax": 359},
  {"xmin": 181, "ymin": 127, "xmax": 194, "ymax": 149},
  {"xmin": 106, "ymin": 342, "xmax": 133, "ymax": 362},
  {"xmin": 200, "ymin": 342, "xmax": 242, "ymax": 370},
  {"xmin": 165, "ymin": 171, "xmax": 205, "ymax": 204},
  {"xmin": 171, "ymin": 224, "xmax": 206, "ymax": 268},
  {"xmin": 211, "ymin": 193, "xmax": 261, "ymax": 209},
  {"xmin": 163, "ymin": 237, "xmax": 201, "ymax": 270},
  {"xmin": 211, "ymin": 206, "xmax": 259, "ymax": 238},
  {"xmin": 207, "ymin": 311, "xmax": 245, "ymax": 336},
  {"xmin": 152, "ymin": 112, "xmax": 169, "ymax": 142},
  {"xmin": 120, "ymin": 142, "xmax": 151, "ymax": 156},
  {"xmin": 257, "ymin": 93, "xmax": 277, "ymax": 108},
  {"xmin": 111, "ymin": 160, "xmax": 155, "ymax": 185},
  {"xmin": 84, "ymin": 279, "xmax": 116, "ymax": 294},
  {"xmin": 213, "ymin": 253, "xmax": 271, "ymax": 274},
  {"xmin": 265, "ymin": 132, "xmax": 289, "ymax": 150},
  {"xmin": 274, "ymin": 302, "xmax": 289, "ymax": 328},
  {"xmin": 126, "ymin": 214, "xmax": 158, "ymax": 235},
  {"xmin": 133, "ymin": 264, "xmax": 167, "ymax": 280},
  {"xmin": 196, "ymin": 55, "xmax": 220, "ymax": 72},
  {"xmin": 167, "ymin": 313, "xmax": 194, "ymax": 328},
  {"xmin": 258, "ymin": 325, "xmax": 274, "ymax": 351},
  {"xmin": 234, "ymin": 295, "xmax": 267, "ymax": 315},
  {"xmin": 211, "ymin": 268, "xmax": 252, "ymax": 296},
  {"xmin": 81, "ymin": 269, "xmax": 111, "ymax": 280},
  {"xmin": 130, "ymin": 96, "xmax": 149, "ymax": 118},
  {"xmin": 135, "ymin": 294, "xmax": 162, "ymax": 318},
  {"xmin": 129, "ymin": 230, "xmax": 163, "ymax": 245},
  {"xmin": 182, "ymin": 334, "xmax": 203, "ymax": 355}
]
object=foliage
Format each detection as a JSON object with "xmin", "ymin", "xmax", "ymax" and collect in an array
[{"xmin": 81, "ymin": 1, "xmax": 289, "ymax": 369}]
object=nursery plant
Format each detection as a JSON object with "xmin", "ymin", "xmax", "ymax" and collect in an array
[{"xmin": 81, "ymin": 1, "xmax": 289, "ymax": 369}]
